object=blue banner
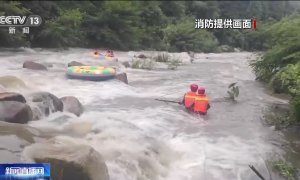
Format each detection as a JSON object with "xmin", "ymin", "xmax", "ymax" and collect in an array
[{"xmin": 0, "ymin": 163, "xmax": 50, "ymax": 180}]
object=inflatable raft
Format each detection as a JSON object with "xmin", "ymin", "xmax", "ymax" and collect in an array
[
  {"xmin": 90, "ymin": 53, "xmax": 115, "ymax": 59},
  {"xmin": 66, "ymin": 66, "xmax": 116, "ymax": 81}
]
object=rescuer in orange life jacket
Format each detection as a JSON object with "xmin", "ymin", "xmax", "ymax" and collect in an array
[
  {"xmin": 179, "ymin": 85, "xmax": 210, "ymax": 115},
  {"xmin": 193, "ymin": 87, "xmax": 210, "ymax": 115},
  {"xmin": 179, "ymin": 84, "xmax": 198, "ymax": 109}
]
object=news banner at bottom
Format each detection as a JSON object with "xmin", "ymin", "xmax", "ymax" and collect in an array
[{"xmin": 0, "ymin": 164, "xmax": 50, "ymax": 180}]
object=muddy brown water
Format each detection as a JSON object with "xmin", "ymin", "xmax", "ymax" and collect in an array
[{"xmin": 0, "ymin": 48, "xmax": 298, "ymax": 180}]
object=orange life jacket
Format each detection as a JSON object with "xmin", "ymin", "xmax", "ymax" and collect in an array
[
  {"xmin": 193, "ymin": 95, "xmax": 209, "ymax": 113},
  {"xmin": 184, "ymin": 92, "xmax": 197, "ymax": 108}
]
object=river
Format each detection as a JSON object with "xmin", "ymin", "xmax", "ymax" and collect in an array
[{"xmin": 0, "ymin": 48, "xmax": 296, "ymax": 180}]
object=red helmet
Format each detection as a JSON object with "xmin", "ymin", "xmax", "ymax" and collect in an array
[
  {"xmin": 198, "ymin": 87, "xmax": 205, "ymax": 94},
  {"xmin": 190, "ymin": 84, "xmax": 198, "ymax": 92}
]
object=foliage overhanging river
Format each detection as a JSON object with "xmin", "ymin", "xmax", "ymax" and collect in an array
[{"xmin": 0, "ymin": 48, "xmax": 298, "ymax": 179}]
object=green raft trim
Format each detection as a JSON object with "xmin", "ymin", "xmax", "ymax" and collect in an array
[
  {"xmin": 90, "ymin": 66, "xmax": 99, "ymax": 70},
  {"xmin": 102, "ymin": 69, "xmax": 113, "ymax": 74},
  {"xmin": 67, "ymin": 67, "xmax": 74, "ymax": 72},
  {"xmin": 66, "ymin": 66, "xmax": 115, "ymax": 75}
]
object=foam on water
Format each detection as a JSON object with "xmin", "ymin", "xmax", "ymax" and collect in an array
[{"xmin": 0, "ymin": 48, "xmax": 287, "ymax": 179}]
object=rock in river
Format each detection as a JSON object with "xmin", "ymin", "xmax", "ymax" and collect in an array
[
  {"xmin": 114, "ymin": 72, "xmax": 128, "ymax": 84},
  {"xmin": 68, "ymin": 61, "xmax": 85, "ymax": 67},
  {"xmin": 122, "ymin": 61, "xmax": 130, "ymax": 68},
  {"xmin": 60, "ymin": 96, "xmax": 84, "ymax": 117},
  {"xmin": 22, "ymin": 136, "xmax": 110, "ymax": 180},
  {"xmin": 28, "ymin": 92, "xmax": 63, "ymax": 113},
  {"xmin": 137, "ymin": 54, "xmax": 147, "ymax": 59},
  {"xmin": 0, "ymin": 92, "xmax": 26, "ymax": 103},
  {"xmin": 23, "ymin": 61, "xmax": 48, "ymax": 71},
  {"xmin": 0, "ymin": 101, "xmax": 33, "ymax": 124},
  {"xmin": 42, "ymin": 62, "xmax": 53, "ymax": 68},
  {"xmin": 0, "ymin": 75, "xmax": 27, "ymax": 89}
]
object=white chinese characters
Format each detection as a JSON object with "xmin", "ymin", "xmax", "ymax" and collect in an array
[
  {"xmin": 7, "ymin": 26, "xmax": 30, "ymax": 35},
  {"xmin": 23, "ymin": 27, "xmax": 29, "ymax": 34},
  {"xmin": 195, "ymin": 19, "xmax": 254, "ymax": 29},
  {"xmin": 9, "ymin": 27, "xmax": 15, "ymax": 34},
  {"xmin": 5, "ymin": 167, "xmax": 44, "ymax": 175}
]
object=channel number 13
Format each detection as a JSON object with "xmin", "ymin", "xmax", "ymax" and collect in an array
[{"xmin": 30, "ymin": 17, "xmax": 39, "ymax": 25}]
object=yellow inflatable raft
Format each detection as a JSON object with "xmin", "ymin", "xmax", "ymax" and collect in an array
[{"xmin": 66, "ymin": 66, "xmax": 116, "ymax": 81}]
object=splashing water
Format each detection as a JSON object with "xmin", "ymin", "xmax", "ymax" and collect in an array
[{"xmin": 0, "ymin": 48, "xmax": 289, "ymax": 179}]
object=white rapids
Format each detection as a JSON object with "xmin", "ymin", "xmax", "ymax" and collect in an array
[{"xmin": 0, "ymin": 48, "xmax": 289, "ymax": 180}]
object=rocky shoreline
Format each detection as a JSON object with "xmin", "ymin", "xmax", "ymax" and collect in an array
[{"xmin": 0, "ymin": 59, "xmax": 132, "ymax": 180}]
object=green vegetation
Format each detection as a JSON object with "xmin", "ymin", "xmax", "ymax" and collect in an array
[
  {"xmin": 250, "ymin": 12, "xmax": 300, "ymax": 127},
  {"xmin": 132, "ymin": 59, "xmax": 155, "ymax": 70},
  {"xmin": 262, "ymin": 110, "xmax": 293, "ymax": 129},
  {"xmin": 272, "ymin": 160, "xmax": 300, "ymax": 179},
  {"xmin": 131, "ymin": 53, "xmax": 183, "ymax": 70},
  {"xmin": 0, "ymin": 1, "xmax": 299, "ymax": 52}
]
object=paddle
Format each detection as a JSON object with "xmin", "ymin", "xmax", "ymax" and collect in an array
[{"xmin": 155, "ymin": 98, "xmax": 181, "ymax": 104}]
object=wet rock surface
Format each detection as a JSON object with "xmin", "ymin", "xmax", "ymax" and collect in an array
[
  {"xmin": 28, "ymin": 92, "xmax": 63, "ymax": 113},
  {"xmin": 60, "ymin": 96, "xmax": 84, "ymax": 117},
  {"xmin": 67, "ymin": 61, "xmax": 85, "ymax": 67},
  {"xmin": 23, "ymin": 61, "xmax": 48, "ymax": 71},
  {"xmin": 22, "ymin": 136, "xmax": 110, "ymax": 180},
  {"xmin": 0, "ymin": 101, "xmax": 33, "ymax": 124},
  {"xmin": 0, "ymin": 76, "xmax": 27, "ymax": 89},
  {"xmin": 114, "ymin": 72, "xmax": 128, "ymax": 84},
  {"xmin": 0, "ymin": 92, "xmax": 26, "ymax": 103}
]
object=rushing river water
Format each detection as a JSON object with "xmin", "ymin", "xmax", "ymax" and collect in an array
[{"xmin": 0, "ymin": 48, "xmax": 296, "ymax": 179}]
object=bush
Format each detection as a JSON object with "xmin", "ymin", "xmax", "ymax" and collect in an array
[
  {"xmin": 272, "ymin": 160, "xmax": 299, "ymax": 179},
  {"xmin": 163, "ymin": 17, "xmax": 219, "ymax": 53},
  {"xmin": 167, "ymin": 56, "xmax": 182, "ymax": 70},
  {"xmin": 131, "ymin": 59, "xmax": 155, "ymax": 70},
  {"xmin": 263, "ymin": 109, "xmax": 294, "ymax": 129},
  {"xmin": 153, "ymin": 53, "xmax": 170, "ymax": 62},
  {"xmin": 250, "ymin": 14, "xmax": 300, "ymax": 123},
  {"xmin": 132, "ymin": 53, "xmax": 183, "ymax": 70}
]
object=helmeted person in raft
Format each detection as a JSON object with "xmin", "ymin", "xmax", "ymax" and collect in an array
[
  {"xmin": 179, "ymin": 84, "xmax": 211, "ymax": 115},
  {"xmin": 94, "ymin": 49, "xmax": 100, "ymax": 55},
  {"xmin": 105, "ymin": 50, "xmax": 114, "ymax": 57}
]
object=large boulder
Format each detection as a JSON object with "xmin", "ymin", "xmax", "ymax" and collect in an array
[
  {"xmin": 122, "ymin": 62, "xmax": 130, "ymax": 68},
  {"xmin": 137, "ymin": 54, "xmax": 147, "ymax": 59},
  {"xmin": 60, "ymin": 96, "xmax": 84, "ymax": 117},
  {"xmin": 22, "ymin": 136, "xmax": 110, "ymax": 180},
  {"xmin": 0, "ymin": 121, "xmax": 46, "ymax": 163},
  {"xmin": 114, "ymin": 72, "xmax": 128, "ymax": 84},
  {"xmin": 0, "ymin": 101, "xmax": 33, "ymax": 124},
  {"xmin": 27, "ymin": 92, "xmax": 63, "ymax": 114},
  {"xmin": 68, "ymin": 61, "xmax": 85, "ymax": 67},
  {"xmin": 42, "ymin": 62, "xmax": 53, "ymax": 68},
  {"xmin": 0, "ymin": 92, "xmax": 26, "ymax": 103},
  {"xmin": 0, "ymin": 76, "xmax": 27, "ymax": 89},
  {"xmin": 23, "ymin": 61, "xmax": 48, "ymax": 71}
]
